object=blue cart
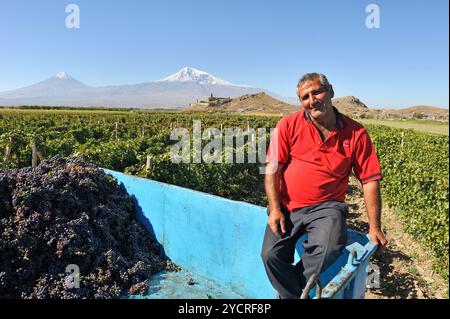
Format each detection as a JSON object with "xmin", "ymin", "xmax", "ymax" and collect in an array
[{"xmin": 105, "ymin": 169, "xmax": 377, "ymax": 299}]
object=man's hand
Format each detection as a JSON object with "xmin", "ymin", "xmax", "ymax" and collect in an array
[
  {"xmin": 268, "ymin": 208, "xmax": 286, "ymax": 236},
  {"xmin": 369, "ymin": 227, "xmax": 387, "ymax": 251}
]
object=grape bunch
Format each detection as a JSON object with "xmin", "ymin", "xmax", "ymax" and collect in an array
[{"xmin": 0, "ymin": 156, "xmax": 177, "ymax": 299}]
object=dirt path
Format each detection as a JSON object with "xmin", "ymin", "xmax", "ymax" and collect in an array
[{"xmin": 345, "ymin": 176, "xmax": 448, "ymax": 299}]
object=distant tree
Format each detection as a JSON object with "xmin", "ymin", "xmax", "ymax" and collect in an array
[{"xmin": 412, "ymin": 112, "xmax": 425, "ymax": 119}]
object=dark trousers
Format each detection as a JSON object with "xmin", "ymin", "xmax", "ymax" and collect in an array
[{"xmin": 261, "ymin": 201, "xmax": 348, "ymax": 299}]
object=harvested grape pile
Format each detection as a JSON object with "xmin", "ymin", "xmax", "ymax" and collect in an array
[{"xmin": 0, "ymin": 156, "xmax": 175, "ymax": 299}]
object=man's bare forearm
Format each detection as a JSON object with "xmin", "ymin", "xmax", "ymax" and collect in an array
[
  {"xmin": 362, "ymin": 180, "xmax": 382, "ymax": 230},
  {"xmin": 265, "ymin": 162, "xmax": 281, "ymax": 213},
  {"xmin": 265, "ymin": 161, "xmax": 286, "ymax": 235},
  {"xmin": 362, "ymin": 180, "xmax": 387, "ymax": 247}
]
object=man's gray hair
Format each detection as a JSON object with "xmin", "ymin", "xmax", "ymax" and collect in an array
[{"xmin": 297, "ymin": 73, "xmax": 330, "ymax": 91}]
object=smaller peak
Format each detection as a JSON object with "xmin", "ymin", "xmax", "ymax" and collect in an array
[
  {"xmin": 333, "ymin": 95, "xmax": 369, "ymax": 109},
  {"xmin": 336, "ymin": 96, "xmax": 362, "ymax": 103}
]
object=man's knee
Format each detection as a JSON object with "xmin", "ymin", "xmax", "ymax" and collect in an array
[
  {"xmin": 322, "ymin": 223, "xmax": 347, "ymax": 269},
  {"xmin": 302, "ymin": 218, "xmax": 347, "ymax": 274},
  {"xmin": 261, "ymin": 246, "xmax": 277, "ymax": 265},
  {"xmin": 323, "ymin": 240, "xmax": 346, "ymax": 267},
  {"xmin": 261, "ymin": 247, "xmax": 269, "ymax": 263},
  {"xmin": 261, "ymin": 244, "xmax": 294, "ymax": 266}
]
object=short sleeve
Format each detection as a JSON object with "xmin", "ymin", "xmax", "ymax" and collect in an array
[
  {"xmin": 266, "ymin": 116, "xmax": 290, "ymax": 165},
  {"xmin": 352, "ymin": 130, "xmax": 382, "ymax": 184}
]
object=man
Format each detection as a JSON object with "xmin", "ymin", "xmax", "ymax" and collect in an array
[{"xmin": 261, "ymin": 73, "xmax": 387, "ymax": 299}]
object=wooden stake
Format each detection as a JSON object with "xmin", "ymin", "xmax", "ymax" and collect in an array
[
  {"xmin": 37, "ymin": 149, "xmax": 44, "ymax": 161},
  {"xmin": 31, "ymin": 141, "xmax": 38, "ymax": 167},
  {"xmin": 146, "ymin": 155, "xmax": 153, "ymax": 171},
  {"xmin": 3, "ymin": 138, "xmax": 11, "ymax": 168}
]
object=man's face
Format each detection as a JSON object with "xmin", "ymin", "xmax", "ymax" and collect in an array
[{"xmin": 297, "ymin": 78, "xmax": 334, "ymax": 120}]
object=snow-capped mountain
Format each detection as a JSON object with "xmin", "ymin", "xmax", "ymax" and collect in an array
[
  {"xmin": 157, "ymin": 67, "xmax": 237, "ymax": 86},
  {"xmin": 0, "ymin": 68, "xmax": 295, "ymax": 108},
  {"xmin": 0, "ymin": 72, "xmax": 90, "ymax": 99},
  {"xmin": 55, "ymin": 71, "xmax": 71, "ymax": 80}
]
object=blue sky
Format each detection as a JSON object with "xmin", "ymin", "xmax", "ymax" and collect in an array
[{"xmin": 0, "ymin": 0, "xmax": 448, "ymax": 108}]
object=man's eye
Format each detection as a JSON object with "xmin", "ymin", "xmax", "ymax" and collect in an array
[{"xmin": 313, "ymin": 90, "xmax": 323, "ymax": 95}]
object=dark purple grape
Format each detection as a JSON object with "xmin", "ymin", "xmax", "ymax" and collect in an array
[{"xmin": 0, "ymin": 156, "xmax": 175, "ymax": 299}]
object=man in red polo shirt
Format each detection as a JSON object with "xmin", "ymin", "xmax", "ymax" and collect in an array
[{"xmin": 261, "ymin": 73, "xmax": 387, "ymax": 299}]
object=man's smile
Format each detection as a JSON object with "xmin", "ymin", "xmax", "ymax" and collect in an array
[{"xmin": 310, "ymin": 101, "xmax": 325, "ymax": 111}]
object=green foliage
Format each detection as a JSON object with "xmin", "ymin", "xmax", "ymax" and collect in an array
[
  {"xmin": 0, "ymin": 110, "xmax": 448, "ymax": 279},
  {"xmin": 366, "ymin": 125, "xmax": 449, "ymax": 279}
]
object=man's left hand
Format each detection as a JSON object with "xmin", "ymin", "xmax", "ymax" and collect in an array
[{"xmin": 369, "ymin": 228, "xmax": 387, "ymax": 252}]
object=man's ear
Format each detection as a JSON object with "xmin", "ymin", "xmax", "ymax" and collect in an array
[
  {"xmin": 328, "ymin": 85, "xmax": 334, "ymax": 98},
  {"xmin": 297, "ymin": 90, "xmax": 305, "ymax": 106}
]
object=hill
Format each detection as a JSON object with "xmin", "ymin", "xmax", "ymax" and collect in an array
[
  {"xmin": 185, "ymin": 92, "xmax": 298, "ymax": 114},
  {"xmin": 331, "ymin": 96, "xmax": 372, "ymax": 117},
  {"xmin": 375, "ymin": 105, "xmax": 449, "ymax": 121},
  {"xmin": 332, "ymin": 97, "xmax": 449, "ymax": 121},
  {"xmin": 397, "ymin": 105, "xmax": 449, "ymax": 114}
]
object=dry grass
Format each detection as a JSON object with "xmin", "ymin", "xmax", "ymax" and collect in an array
[
  {"xmin": 358, "ymin": 119, "xmax": 449, "ymax": 135},
  {"xmin": 346, "ymin": 176, "xmax": 448, "ymax": 299}
]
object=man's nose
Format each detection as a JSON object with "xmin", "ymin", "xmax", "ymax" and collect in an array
[{"xmin": 308, "ymin": 94, "xmax": 316, "ymax": 105}]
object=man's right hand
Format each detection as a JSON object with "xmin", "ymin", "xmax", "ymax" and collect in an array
[{"xmin": 268, "ymin": 208, "xmax": 286, "ymax": 236}]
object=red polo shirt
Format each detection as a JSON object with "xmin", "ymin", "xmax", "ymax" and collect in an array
[{"xmin": 266, "ymin": 108, "xmax": 382, "ymax": 212}]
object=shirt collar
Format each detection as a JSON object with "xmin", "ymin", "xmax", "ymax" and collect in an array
[
  {"xmin": 334, "ymin": 107, "xmax": 344, "ymax": 129},
  {"xmin": 303, "ymin": 106, "xmax": 344, "ymax": 129}
]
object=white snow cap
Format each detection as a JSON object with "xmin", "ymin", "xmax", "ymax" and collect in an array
[
  {"xmin": 55, "ymin": 71, "xmax": 70, "ymax": 79},
  {"xmin": 157, "ymin": 67, "xmax": 235, "ymax": 86}
]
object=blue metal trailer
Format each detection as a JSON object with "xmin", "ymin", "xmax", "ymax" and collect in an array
[{"xmin": 104, "ymin": 169, "xmax": 377, "ymax": 299}]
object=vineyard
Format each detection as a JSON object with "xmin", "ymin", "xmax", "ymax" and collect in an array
[{"xmin": 0, "ymin": 108, "xmax": 448, "ymax": 282}]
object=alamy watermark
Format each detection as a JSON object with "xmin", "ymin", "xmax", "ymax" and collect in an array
[
  {"xmin": 64, "ymin": 264, "xmax": 80, "ymax": 289},
  {"xmin": 170, "ymin": 121, "xmax": 279, "ymax": 174},
  {"xmin": 366, "ymin": 263, "xmax": 381, "ymax": 289},
  {"xmin": 366, "ymin": 4, "xmax": 380, "ymax": 29},
  {"xmin": 65, "ymin": 4, "xmax": 80, "ymax": 29}
]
